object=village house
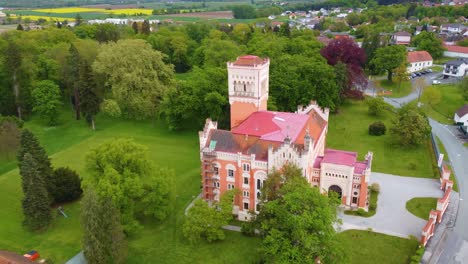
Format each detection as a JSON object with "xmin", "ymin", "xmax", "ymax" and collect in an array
[
  {"xmin": 407, "ymin": 51, "xmax": 433, "ymax": 73},
  {"xmin": 444, "ymin": 45, "xmax": 468, "ymax": 58},
  {"xmin": 454, "ymin": 105, "xmax": 468, "ymax": 135},
  {"xmin": 444, "ymin": 58, "xmax": 468, "ymax": 77},
  {"xmin": 440, "ymin": 23, "xmax": 466, "ymax": 34},
  {"xmin": 391, "ymin": 31, "xmax": 411, "ymax": 45},
  {"xmin": 198, "ymin": 55, "xmax": 372, "ymax": 221}
]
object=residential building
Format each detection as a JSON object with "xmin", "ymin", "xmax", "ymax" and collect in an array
[
  {"xmin": 443, "ymin": 58, "xmax": 468, "ymax": 77},
  {"xmin": 198, "ymin": 55, "xmax": 372, "ymax": 221},
  {"xmin": 454, "ymin": 105, "xmax": 468, "ymax": 135},
  {"xmin": 391, "ymin": 31, "xmax": 411, "ymax": 45},
  {"xmin": 440, "ymin": 23, "xmax": 466, "ymax": 34},
  {"xmin": 444, "ymin": 45, "xmax": 468, "ymax": 58},
  {"xmin": 407, "ymin": 51, "xmax": 433, "ymax": 73}
]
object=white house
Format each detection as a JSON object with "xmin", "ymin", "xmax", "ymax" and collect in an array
[
  {"xmin": 391, "ymin": 31, "xmax": 411, "ymax": 45},
  {"xmin": 407, "ymin": 51, "xmax": 433, "ymax": 73},
  {"xmin": 444, "ymin": 45, "xmax": 468, "ymax": 58},
  {"xmin": 443, "ymin": 58, "xmax": 468, "ymax": 77},
  {"xmin": 454, "ymin": 105, "xmax": 468, "ymax": 135},
  {"xmin": 440, "ymin": 23, "xmax": 466, "ymax": 34}
]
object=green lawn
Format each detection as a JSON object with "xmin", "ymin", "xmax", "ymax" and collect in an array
[
  {"xmin": 430, "ymin": 65, "xmax": 443, "ymax": 72},
  {"xmin": 328, "ymin": 100, "xmax": 435, "ymax": 178},
  {"xmin": 0, "ymin": 110, "xmax": 261, "ymax": 263},
  {"xmin": 434, "ymin": 56, "xmax": 453, "ymax": 65},
  {"xmin": 344, "ymin": 190, "xmax": 378, "ymax": 217},
  {"xmin": 436, "ymin": 136, "xmax": 459, "ymax": 192},
  {"xmin": 421, "ymin": 84, "xmax": 467, "ymax": 125},
  {"xmin": 406, "ymin": 197, "xmax": 438, "ymax": 220},
  {"xmin": 338, "ymin": 230, "xmax": 419, "ymax": 264},
  {"xmin": 377, "ymin": 80, "xmax": 413, "ymax": 98}
]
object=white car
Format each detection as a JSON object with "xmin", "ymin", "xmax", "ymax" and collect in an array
[{"xmin": 432, "ymin": 80, "xmax": 441, "ymax": 85}]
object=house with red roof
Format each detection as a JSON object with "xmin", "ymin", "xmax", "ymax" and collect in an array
[
  {"xmin": 407, "ymin": 51, "xmax": 433, "ymax": 73},
  {"xmin": 444, "ymin": 45, "xmax": 468, "ymax": 58},
  {"xmin": 391, "ymin": 31, "xmax": 411, "ymax": 45},
  {"xmin": 199, "ymin": 55, "xmax": 373, "ymax": 221}
]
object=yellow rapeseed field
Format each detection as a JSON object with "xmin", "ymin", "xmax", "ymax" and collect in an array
[
  {"xmin": 32, "ymin": 7, "xmax": 153, "ymax": 15},
  {"xmin": 10, "ymin": 14, "xmax": 72, "ymax": 22}
]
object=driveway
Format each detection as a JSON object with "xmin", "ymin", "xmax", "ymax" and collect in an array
[{"xmin": 339, "ymin": 172, "xmax": 443, "ymax": 238}]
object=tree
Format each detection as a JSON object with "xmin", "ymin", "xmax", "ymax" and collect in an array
[
  {"xmin": 85, "ymin": 138, "xmax": 173, "ymax": 234},
  {"xmin": 0, "ymin": 116, "xmax": 23, "ymax": 160},
  {"xmin": 17, "ymin": 129, "xmax": 54, "ymax": 202},
  {"xmin": 31, "ymin": 80, "xmax": 62, "ymax": 126},
  {"xmin": 95, "ymin": 23, "xmax": 120, "ymax": 43},
  {"xmin": 371, "ymin": 45, "xmax": 406, "ymax": 81},
  {"xmin": 92, "ymin": 39, "xmax": 174, "ymax": 120},
  {"xmin": 411, "ymin": 32, "xmax": 444, "ymax": 59},
  {"xmin": 141, "ymin": 20, "xmax": 151, "ymax": 35},
  {"xmin": 320, "ymin": 38, "xmax": 367, "ymax": 91},
  {"xmin": 66, "ymin": 43, "xmax": 81, "ymax": 120},
  {"xmin": 100, "ymin": 99, "xmax": 121, "ymax": 118},
  {"xmin": 459, "ymin": 77, "xmax": 468, "ymax": 101},
  {"xmin": 16, "ymin": 24, "xmax": 24, "ymax": 31},
  {"xmin": 21, "ymin": 153, "xmax": 52, "ymax": 231},
  {"xmin": 183, "ymin": 190, "xmax": 236, "ymax": 243},
  {"xmin": 257, "ymin": 164, "xmax": 346, "ymax": 264},
  {"xmin": 393, "ymin": 61, "xmax": 409, "ymax": 89},
  {"xmin": 131, "ymin": 21, "xmax": 138, "ymax": 34},
  {"xmin": 81, "ymin": 189, "xmax": 127, "ymax": 264},
  {"xmin": 78, "ymin": 61, "xmax": 102, "ymax": 130},
  {"xmin": 51, "ymin": 167, "xmax": 83, "ymax": 203},
  {"xmin": 4, "ymin": 39, "xmax": 23, "ymax": 119},
  {"xmin": 75, "ymin": 13, "xmax": 83, "ymax": 26},
  {"xmin": 231, "ymin": 23, "xmax": 251, "ymax": 44},
  {"xmin": 366, "ymin": 97, "xmax": 389, "ymax": 116},
  {"xmin": 232, "ymin": 5, "xmax": 257, "ymax": 19},
  {"xmin": 362, "ymin": 30, "xmax": 383, "ymax": 73},
  {"xmin": 390, "ymin": 104, "xmax": 431, "ymax": 146},
  {"xmin": 422, "ymin": 86, "xmax": 441, "ymax": 106}
]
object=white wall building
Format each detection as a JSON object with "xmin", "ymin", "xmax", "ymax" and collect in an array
[
  {"xmin": 444, "ymin": 58, "xmax": 468, "ymax": 77},
  {"xmin": 407, "ymin": 51, "xmax": 433, "ymax": 73}
]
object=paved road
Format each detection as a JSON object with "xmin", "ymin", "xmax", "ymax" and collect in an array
[{"xmin": 339, "ymin": 172, "xmax": 442, "ymax": 238}]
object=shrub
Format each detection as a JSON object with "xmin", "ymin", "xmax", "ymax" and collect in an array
[
  {"xmin": 51, "ymin": 167, "xmax": 83, "ymax": 203},
  {"xmin": 357, "ymin": 208, "xmax": 366, "ymax": 216},
  {"xmin": 366, "ymin": 97, "xmax": 386, "ymax": 116},
  {"xmin": 369, "ymin": 201, "xmax": 377, "ymax": 211},
  {"xmin": 368, "ymin": 121, "xmax": 386, "ymax": 136},
  {"xmin": 369, "ymin": 183, "xmax": 380, "ymax": 193},
  {"xmin": 241, "ymin": 222, "xmax": 256, "ymax": 237}
]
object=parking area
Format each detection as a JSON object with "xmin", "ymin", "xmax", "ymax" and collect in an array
[{"xmin": 338, "ymin": 172, "xmax": 443, "ymax": 238}]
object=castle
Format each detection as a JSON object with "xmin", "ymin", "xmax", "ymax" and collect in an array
[{"xmin": 199, "ymin": 55, "xmax": 373, "ymax": 221}]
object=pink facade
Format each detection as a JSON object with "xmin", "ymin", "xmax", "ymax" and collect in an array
[{"xmin": 199, "ymin": 55, "xmax": 373, "ymax": 220}]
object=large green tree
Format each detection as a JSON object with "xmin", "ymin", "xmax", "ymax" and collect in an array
[
  {"xmin": 31, "ymin": 80, "xmax": 62, "ymax": 126},
  {"xmin": 4, "ymin": 37, "xmax": 23, "ymax": 119},
  {"xmin": 81, "ymin": 188, "xmax": 127, "ymax": 264},
  {"xmin": 371, "ymin": 45, "xmax": 406, "ymax": 81},
  {"xmin": 390, "ymin": 104, "xmax": 431, "ymax": 146},
  {"xmin": 78, "ymin": 60, "xmax": 102, "ymax": 130},
  {"xmin": 93, "ymin": 39, "xmax": 174, "ymax": 120},
  {"xmin": 257, "ymin": 165, "xmax": 346, "ymax": 264},
  {"xmin": 411, "ymin": 32, "xmax": 445, "ymax": 60},
  {"xmin": 85, "ymin": 138, "xmax": 173, "ymax": 234},
  {"xmin": 20, "ymin": 153, "xmax": 52, "ymax": 231},
  {"xmin": 66, "ymin": 43, "xmax": 81, "ymax": 120},
  {"xmin": 17, "ymin": 129, "xmax": 54, "ymax": 202}
]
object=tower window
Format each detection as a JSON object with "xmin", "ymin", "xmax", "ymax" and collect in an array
[
  {"xmin": 243, "ymin": 164, "xmax": 250, "ymax": 172},
  {"xmin": 243, "ymin": 83, "xmax": 246, "ymax": 91}
]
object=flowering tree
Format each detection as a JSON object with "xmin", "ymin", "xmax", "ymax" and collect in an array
[{"xmin": 320, "ymin": 38, "xmax": 367, "ymax": 93}]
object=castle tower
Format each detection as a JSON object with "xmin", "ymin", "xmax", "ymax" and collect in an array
[{"xmin": 227, "ymin": 55, "xmax": 270, "ymax": 129}]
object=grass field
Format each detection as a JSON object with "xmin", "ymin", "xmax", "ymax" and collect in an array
[
  {"xmin": 377, "ymin": 79, "xmax": 413, "ymax": 98},
  {"xmin": 0, "ymin": 108, "xmax": 261, "ymax": 263},
  {"xmin": 338, "ymin": 230, "xmax": 419, "ymax": 264},
  {"xmin": 421, "ymin": 84, "xmax": 467, "ymax": 125},
  {"xmin": 406, "ymin": 197, "xmax": 438, "ymax": 220},
  {"xmin": 327, "ymin": 100, "xmax": 435, "ymax": 178},
  {"xmin": 436, "ymin": 136, "xmax": 459, "ymax": 192}
]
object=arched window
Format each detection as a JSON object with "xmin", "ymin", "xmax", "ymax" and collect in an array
[{"xmin": 243, "ymin": 82, "xmax": 246, "ymax": 92}]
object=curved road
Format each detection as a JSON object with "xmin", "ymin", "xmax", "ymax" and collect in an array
[{"xmin": 373, "ymin": 74, "xmax": 468, "ymax": 263}]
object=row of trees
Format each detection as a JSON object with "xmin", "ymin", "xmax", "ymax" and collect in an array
[{"xmin": 183, "ymin": 164, "xmax": 347, "ymax": 263}]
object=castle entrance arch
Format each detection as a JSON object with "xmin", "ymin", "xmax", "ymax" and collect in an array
[{"xmin": 328, "ymin": 185, "xmax": 342, "ymax": 199}]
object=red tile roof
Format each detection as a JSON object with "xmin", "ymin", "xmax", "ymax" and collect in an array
[
  {"xmin": 322, "ymin": 149, "xmax": 357, "ymax": 166},
  {"xmin": 232, "ymin": 55, "xmax": 268, "ymax": 66},
  {"xmin": 407, "ymin": 51, "xmax": 433, "ymax": 63},
  {"xmin": 232, "ymin": 111, "xmax": 309, "ymax": 143},
  {"xmin": 444, "ymin": 45, "xmax": 468, "ymax": 54},
  {"xmin": 395, "ymin": 31, "xmax": 411, "ymax": 36}
]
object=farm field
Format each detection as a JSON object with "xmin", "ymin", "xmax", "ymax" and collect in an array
[{"xmin": 0, "ymin": 109, "xmax": 261, "ymax": 263}]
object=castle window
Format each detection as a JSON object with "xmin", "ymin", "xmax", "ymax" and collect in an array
[
  {"xmin": 244, "ymin": 177, "xmax": 249, "ymax": 185},
  {"xmin": 243, "ymin": 191, "xmax": 249, "ymax": 197},
  {"xmin": 243, "ymin": 164, "xmax": 250, "ymax": 172},
  {"xmin": 244, "ymin": 83, "xmax": 246, "ymax": 91},
  {"xmin": 244, "ymin": 202, "xmax": 249, "ymax": 210},
  {"xmin": 228, "ymin": 169, "xmax": 234, "ymax": 178},
  {"xmin": 257, "ymin": 191, "xmax": 261, "ymax": 199},
  {"xmin": 352, "ymin": 197, "xmax": 358, "ymax": 204},
  {"xmin": 228, "ymin": 184, "xmax": 234, "ymax": 190},
  {"xmin": 214, "ymin": 167, "xmax": 219, "ymax": 175}
]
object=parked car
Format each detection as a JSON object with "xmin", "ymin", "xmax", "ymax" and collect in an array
[
  {"xmin": 415, "ymin": 72, "xmax": 422, "ymax": 76},
  {"xmin": 411, "ymin": 73, "xmax": 416, "ymax": 78},
  {"xmin": 427, "ymin": 69, "xmax": 432, "ymax": 73},
  {"xmin": 432, "ymin": 80, "xmax": 441, "ymax": 85}
]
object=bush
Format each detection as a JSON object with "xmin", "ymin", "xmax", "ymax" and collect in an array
[
  {"xmin": 241, "ymin": 222, "xmax": 256, "ymax": 237},
  {"xmin": 408, "ymin": 162, "xmax": 417, "ymax": 170},
  {"xmin": 357, "ymin": 208, "xmax": 366, "ymax": 216},
  {"xmin": 369, "ymin": 183, "xmax": 380, "ymax": 193},
  {"xmin": 366, "ymin": 97, "xmax": 386, "ymax": 116},
  {"xmin": 369, "ymin": 201, "xmax": 377, "ymax": 211},
  {"xmin": 51, "ymin": 167, "xmax": 83, "ymax": 203},
  {"xmin": 368, "ymin": 121, "xmax": 386, "ymax": 136}
]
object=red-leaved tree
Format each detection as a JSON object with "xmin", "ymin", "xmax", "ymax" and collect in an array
[{"xmin": 320, "ymin": 38, "xmax": 367, "ymax": 95}]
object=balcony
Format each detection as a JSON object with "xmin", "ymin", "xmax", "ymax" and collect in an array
[{"xmin": 232, "ymin": 91, "xmax": 255, "ymax": 97}]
